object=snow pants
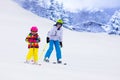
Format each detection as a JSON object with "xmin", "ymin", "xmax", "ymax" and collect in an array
[
  {"xmin": 45, "ymin": 40, "xmax": 62, "ymax": 60},
  {"xmin": 26, "ymin": 48, "xmax": 38, "ymax": 62}
]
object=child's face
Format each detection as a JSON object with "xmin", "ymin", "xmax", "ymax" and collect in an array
[
  {"xmin": 56, "ymin": 24, "xmax": 62, "ymax": 28},
  {"xmin": 31, "ymin": 31, "xmax": 37, "ymax": 35}
]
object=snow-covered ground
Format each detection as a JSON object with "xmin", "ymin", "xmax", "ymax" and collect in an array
[{"xmin": 0, "ymin": 0, "xmax": 120, "ymax": 80}]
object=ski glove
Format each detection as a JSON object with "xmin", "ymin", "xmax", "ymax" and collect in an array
[
  {"xmin": 36, "ymin": 38, "xmax": 40, "ymax": 43},
  {"xmin": 60, "ymin": 42, "xmax": 63, "ymax": 48},
  {"xmin": 46, "ymin": 37, "xmax": 50, "ymax": 43}
]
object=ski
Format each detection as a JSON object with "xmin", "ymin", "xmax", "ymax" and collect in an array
[
  {"xmin": 24, "ymin": 62, "xmax": 41, "ymax": 66},
  {"xmin": 43, "ymin": 60, "xmax": 67, "ymax": 65},
  {"xmin": 52, "ymin": 62, "xmax": 67, "ymax": 65}
]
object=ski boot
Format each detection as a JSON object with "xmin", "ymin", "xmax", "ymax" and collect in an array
[
  {"xmin": 44, "ymin": 57, "xmax": 49, "ymax": 62},
  {"xmin": 57, "ymin": 59, "xmax": 62, "ymax": 64}
]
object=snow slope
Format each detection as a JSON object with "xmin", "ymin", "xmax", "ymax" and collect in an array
[{"xmin": 0, "ymin": 0, "xmax": 120, "ymax": 80}]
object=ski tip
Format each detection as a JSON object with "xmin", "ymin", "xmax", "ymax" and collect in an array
[
  {"xmin": 63, "ymin": 63, "xmax": 67, "ymax": 65},
  {"xmin": 53, "ymin": 62, "xmax": 57, "ymax": 64},
  {"xmin": 38, "ymin": 64, "xmax": 42, "ymax": 66}
]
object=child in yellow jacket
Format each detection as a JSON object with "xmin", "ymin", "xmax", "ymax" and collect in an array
[{"xmin": 25, "ymin": 26, "xmax": 40, "ymax": 64}]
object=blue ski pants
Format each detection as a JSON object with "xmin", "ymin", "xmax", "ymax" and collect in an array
[{"xmin": 45, "ymin": 40, "xmax": 62, "ymax": 60}]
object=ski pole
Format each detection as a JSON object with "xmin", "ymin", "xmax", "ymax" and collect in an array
[{"xmin": 39, "ymin": 43, "xmax": 48, "ymax": 59}]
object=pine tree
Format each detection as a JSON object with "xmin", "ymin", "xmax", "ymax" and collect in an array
[
  {"xmin": 30, "ymin": 0, "xmax": 39, "ymax": 13},
  {"xmin": 47, "ymin": 0, "xmax": 70, "ymax": 26},
  {"xmin": 47, "ymin": 0, "xmax": 57, "ymax": 21},
  {"xmin": 108, "ymin": 10, "xmax": 120, "ymax": 35},
  {"xmin": 62, "ymin": 11, "xmax": 71, "ymax": 27},
  {"xmin": 28, "ymin": 0, "xmax": 47, "ymax": 17},
  {"xmin": 21, "ymin": 0, "xmax": 31, "ymax": 10},
  {"xmin": 39, "ymin": 0, "xmax": 48, "ymax": 8}
]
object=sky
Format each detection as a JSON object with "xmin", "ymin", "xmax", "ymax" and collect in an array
[{"xmin": 56, "ymin": 0, "xmax": 120, "ymax": 11}]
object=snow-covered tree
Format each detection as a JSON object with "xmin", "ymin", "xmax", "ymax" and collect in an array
[
  {"xmin": 62, "ymin": 11, "xmax": 71, "ymax": 28},
  {"xmin": 38, "ymin": 0, "xmax": 49, "ymax": 8},
  {"xmin": 30, "ymin": 0, "xmax": 40, "ymax": 13},
  {"xmin": 57, "ymin": 3, "xmax": 70, "ymax": 25},
  {"xmin": 108, "ymin": 10, "xmax": 120, "ymax": 35},
  {"xmin": 20, "ymin": 0, "xmax": 32, "ymax": 10},
  {"xmin": 47, "ymin": 1, "xmax": 71, "ymax": 27},
  {"xmin": 47, "ymin": 0, "xmax": 62, "ymax": 21}
]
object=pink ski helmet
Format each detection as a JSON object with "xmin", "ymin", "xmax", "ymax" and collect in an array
[{"xmin": 30, "ymin": 26, "xmax": 38, "ymax": 32}]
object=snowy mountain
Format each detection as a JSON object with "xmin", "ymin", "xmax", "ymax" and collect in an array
[
  {"xmin": 68, "ymin": 8, "xmax": 120, "ymax": 33},
  {"xmin": 14, "ymin": 0, "xmax": 118, "ymax": 33},
  {"xmin": 70, "ymin": 9, "xmax": 110, "ymax": 25},
  {"xmin": 1, "ymin": 0, "xmax": 120, "ymax": 80},
  {"xmin": 72, "ymin": 21, "xmax": 105, "ymax": 33}
]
